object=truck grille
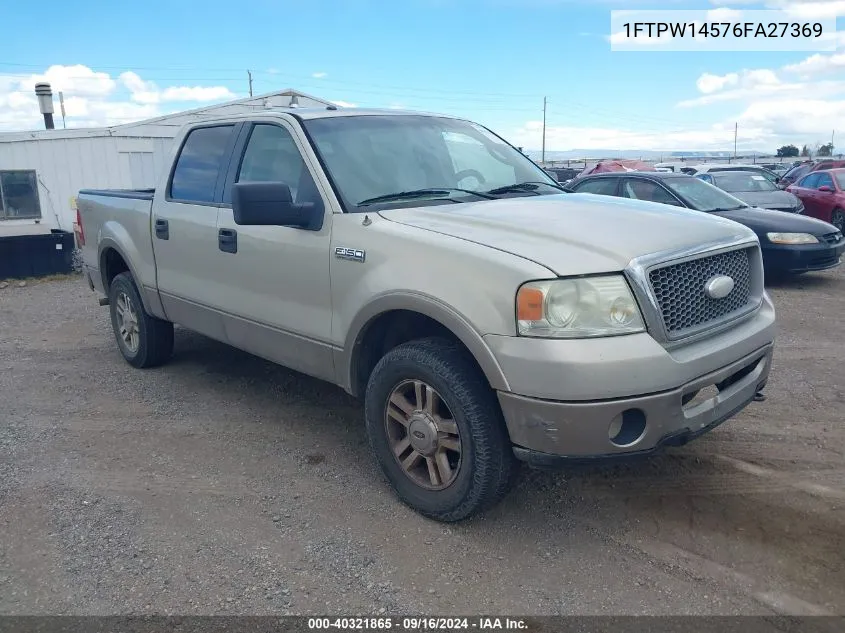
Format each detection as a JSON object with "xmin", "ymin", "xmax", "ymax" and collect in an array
[{"xmin": 648, "ymin": 247, "xmax": 754, "ymax": 338}]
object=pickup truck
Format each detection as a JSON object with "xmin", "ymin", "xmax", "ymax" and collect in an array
[{"xmin": 77, "ymin": 108, "xmax": 776, "ymax": 522}]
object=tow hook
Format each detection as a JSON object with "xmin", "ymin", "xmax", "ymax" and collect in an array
[{"xmin": 753, "ymin": 391, "xmax": 766, "ymax": 402}]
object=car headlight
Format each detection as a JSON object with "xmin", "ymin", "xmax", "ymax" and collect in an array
[
  {"xmin": 516, "ymin": 275, "xmax": 645, "ymax": 338},
  {"xmin": 766, "ymin": 232, "xmax": 818, "ymax": 244}
]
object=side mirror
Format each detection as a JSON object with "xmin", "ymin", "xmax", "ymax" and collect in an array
[
  {"xmin": 231, "ymin": 182, "xmax": 323, "ymax": 230},
  {"xmin": 818, "ymin": 185, "xmax": 834, "ymax": 193}
]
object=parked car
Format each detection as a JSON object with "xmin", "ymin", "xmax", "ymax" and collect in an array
[
  {"xmin": 785, "ymin": 168, "xmax": 845, "ymax": 232},
  {"xmin": 565, "ymin": 171, "xmax": 844, "ymax": 277},
  {"xmin": 76, "ymin": 108, "xmax": 776, "ymax": 521},
  {"xmin": 692, "ymin": 164, "xmax": 781, "ymax": 185},
  {"xmin": 779, "ymin": 162, "xmax": 815, "ymax": 189},
  {"xmin": 810, "ymin": 159, "xmax": 845, "ymax": 172},
  {"xmin": 695, "ymin": 170, "xmax": 804, "ymax": 213}
]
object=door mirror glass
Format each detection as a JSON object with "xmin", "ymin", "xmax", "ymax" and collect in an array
[{"xmin": 231, "ymin": 182, "xmax": 323, "ymax": 229}]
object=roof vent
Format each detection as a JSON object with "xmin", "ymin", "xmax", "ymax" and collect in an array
[{"xmin": 35, "ymin": 82, "xmax": 55, "ymax": 130}]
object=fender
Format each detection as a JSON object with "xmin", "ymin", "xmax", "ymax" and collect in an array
[
  {"xmin": 97, "ymin": 228, "xmax": 166, "ymax": 320},
  {"xmin": 336, "ymin": 291, "xmax": 511, "ymax": 396}
]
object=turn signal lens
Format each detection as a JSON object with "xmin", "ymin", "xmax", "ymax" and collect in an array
[{"xmin": 516, "ymin": 287, "xmax": 544, "ymax": 321}]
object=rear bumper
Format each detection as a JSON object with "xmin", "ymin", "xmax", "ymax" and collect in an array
[
  {"xmin": 498, "ymin": 342, "xmax": 773, "ymax": 463},
  {"xmin": 762, "ymin": 240, "xmax": 844, "ymax": 274}
]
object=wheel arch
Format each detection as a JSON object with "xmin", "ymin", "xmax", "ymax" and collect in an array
[{"xmin": 339, "ymin": 293, "xmax": 511, "ymax": 399}]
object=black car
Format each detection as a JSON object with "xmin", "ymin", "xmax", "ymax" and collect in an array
[{"xmin": 564, "ymin": 171, "xmax": 845, "ymax": 277}]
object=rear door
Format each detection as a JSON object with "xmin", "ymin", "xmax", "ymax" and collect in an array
[
  {"xmin": 151, "ymin": 122, "xmax": 241, "ymax": 334},
  {"xmin": 813, "ymin": 171, "xmax": 837, "ymax": 223}
]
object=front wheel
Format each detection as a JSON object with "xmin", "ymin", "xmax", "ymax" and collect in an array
[
  {"xmin": 108, "ymin": 272, "xmax": 174, "ymax": 368},
  {"xmin": 364, "ymin": 337, "xmax": 516, "ymax": 522}
]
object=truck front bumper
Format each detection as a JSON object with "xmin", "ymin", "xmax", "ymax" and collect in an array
[{"xmin": 487, "ymin": 295, "xmax": 776, "ymax": 464}]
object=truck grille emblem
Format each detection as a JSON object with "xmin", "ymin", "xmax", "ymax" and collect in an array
[{"xmin": 704, "ymin": 275, "xmax": 735, "ymax": 300}]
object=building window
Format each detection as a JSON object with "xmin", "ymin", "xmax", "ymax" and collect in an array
[{"xmin": 0, "ymin": 170, "xmax": 42, "ymax": 220}]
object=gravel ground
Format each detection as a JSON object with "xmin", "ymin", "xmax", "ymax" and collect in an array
[{"xmin": 0, "ymin": 269, "xmax": 843, "ymax": 616}]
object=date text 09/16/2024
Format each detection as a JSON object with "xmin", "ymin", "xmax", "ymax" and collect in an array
[
  {"xmin": 622, "ymin": 21, "xmax": 824, "ymax": 39},
  {"xmin": 307, "ymin": 617, "xmax": 529, "ymax": 630}
]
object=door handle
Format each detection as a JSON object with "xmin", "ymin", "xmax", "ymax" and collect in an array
[
  {"xmin": 154, "ymin": 218, "xmax": 169, "ymax": 240},
  {"xmin": 218, "ymin": 228, "xmax": 237, "ymax": 254}
]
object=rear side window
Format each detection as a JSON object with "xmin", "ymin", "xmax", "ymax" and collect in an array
[
  {"xmin": 170, "ymin": 125, "xmax": 235, "ymax": 202},
  {"xmin": 572, "ymin": 178, "xmax": 618, "ymax": 196}
]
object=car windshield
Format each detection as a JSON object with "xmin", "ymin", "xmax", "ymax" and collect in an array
[
  {"xmin": 835, "ymin": 172, "xmax": 845, "ymax": 189},
  {"xmin": 664, "ymin": 176, "xmax": 749, "ymax": 212},
  {"xmin": 714, "ymin": 172, "xmax": 777, "ymax": 193},
  {"xmin": 301, "ymin": 114, "xmax": 560, "ymax": 210}
]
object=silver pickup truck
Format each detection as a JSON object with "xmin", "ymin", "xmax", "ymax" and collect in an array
[{"xmin": 77, "ymin": 108, "xmax": 776, "ymax": 521}]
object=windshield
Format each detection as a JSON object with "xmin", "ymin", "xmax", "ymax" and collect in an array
[
  {"xmin": 302, "ymin": 115, "xmax": 559, "ymax": 210},
  {"xmin": 714, "ymin": 172, "xmax": 777, "ymax": 193},
  {"xmin": 664, "ymin": 177, "xmax": 748, "ymax": 212}
]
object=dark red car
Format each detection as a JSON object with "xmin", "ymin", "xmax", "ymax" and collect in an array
[{"xmin": 786, "ymin": 168, "xmax": 845, "ymax": 232}]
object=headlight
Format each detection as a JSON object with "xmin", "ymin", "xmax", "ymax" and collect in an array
[
  {"xmin": 516, "ymin": 275, "xmax": 645, "ymax": 338},
  {"xmin": 766, "ymin": 232, "xmax": 818, "ymax": 244}
]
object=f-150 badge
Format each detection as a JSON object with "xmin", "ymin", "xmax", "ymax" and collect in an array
[{"xmin": 335, "ymin": 247, "xmax": 366, "ymax": 263}]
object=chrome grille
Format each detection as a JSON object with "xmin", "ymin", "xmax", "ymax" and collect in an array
[
  {"xmin": 648, "ymin": 248, "xmax": 753, "ymax": 338},
  {"xmin": 822, "ymin": 231, "xmax": 842, "ymax": 245}
]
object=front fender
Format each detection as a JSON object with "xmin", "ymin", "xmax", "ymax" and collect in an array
[{"xmin": 336, "ymin": 291, "xmax": 511, "ymax": 396}]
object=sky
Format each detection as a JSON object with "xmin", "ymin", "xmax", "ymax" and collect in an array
[{"xmin": 0, "ymin": 0, "xmax": 843, "ymax": 153}]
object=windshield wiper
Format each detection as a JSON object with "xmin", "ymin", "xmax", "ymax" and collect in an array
[
  {"xmin": 357, "ymin": 188, "xmax": 496, "ymax": 207},
  {"xmin": 485, "ymin": 181, "xmax": 567, "ymax": 195}
]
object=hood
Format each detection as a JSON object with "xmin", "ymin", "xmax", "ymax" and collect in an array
[
  {"xmin": 713, "ymin": 205, "xmax": 837, "ymax": 236},
  {"xmin": 378, "ymin": 194, "xmax": 755, "ymax": 276},
  {"xmin": 729, "ymin": 190, "xmax": 801, "ymax": 211}
]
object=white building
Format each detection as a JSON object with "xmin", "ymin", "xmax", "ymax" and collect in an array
[{"xmin": 0, "ymin": 89, "xmax": 334, "ymax": 234}]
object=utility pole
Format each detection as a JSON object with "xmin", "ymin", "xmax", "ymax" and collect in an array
[
  {"xmin": 733, "ymin": 122, "xmax": 738, "ymax": 161},
  {"xmin": 248, "ymin": 70, "xmax": 253, "ymax": 97},
  {"xmin": 832, "ymin": 129, "xmax": 835, "ymax": 154},
  {"xmin": 541, "ymin": 97, "xmax": 547, "ymax": 164},
  {"xmin": 58, "ymin": 91, "xmax": 66, "ymax": 129}
]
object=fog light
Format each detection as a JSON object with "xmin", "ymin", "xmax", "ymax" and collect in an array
[{"xmin": 608, "ymin": 409, "xmax": 647, "ymax": 447}]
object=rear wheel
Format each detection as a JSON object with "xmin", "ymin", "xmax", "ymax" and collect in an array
[
  {"xmin": 831, "ymin": 209, "xmax": 844, "ymax": 233},
  {"xmin": 364, "ymin": 337, "xmax": 516, "ymax": 522},
  {"xmin": 108, "ymin": 272, "xmax": 174, "ymax": 368}
]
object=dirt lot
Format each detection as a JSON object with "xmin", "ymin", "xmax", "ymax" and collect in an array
[{"xmin": 0, "ymin": 269, "xmax": 843, "ymax": 617}]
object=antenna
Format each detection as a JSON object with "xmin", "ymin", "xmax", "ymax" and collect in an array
[{"xmin": 542, "ymin": 97, "xmax": 547, "ymax": 164}]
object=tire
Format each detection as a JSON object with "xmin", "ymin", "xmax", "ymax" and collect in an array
[
  {"xmin": 831, "ymin": 209, "xmax": 844, "ymax": 233},
  {"xmin": 364, "ymin": 337, "xmax": 516, "ymax": 522},
  {"xmin": 108, "ymin": 272, "xmax": 174, "ymax": 368}
]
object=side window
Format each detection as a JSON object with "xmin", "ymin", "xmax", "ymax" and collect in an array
[
  {"xmin": 816, "ymin": 172, "xmax": 834, "ymax": 189},
  {"xmin": 234, "ymin": 124, "xmax": 321, "ymax": 206},
  {"xmin": 0, "ymin": 170, "xmax": 41, "ymax": 220},
  {"xmin": 571, "ymin": 178, "xmax": 619, "ymax": 196},
  {"xmin": 799, "ymin": 173, "xmax": 820, "ymax": 189},
  {"xmin": 170, "ymin": 125, "xmax": 235, "ymax": 203},
  {"xmin": 621, "ymin": 179, "xmax": 683, "ymax": 206},
  {"xmin": 697, "ymin": 174, "xmax": 713, "ymax": 184}
]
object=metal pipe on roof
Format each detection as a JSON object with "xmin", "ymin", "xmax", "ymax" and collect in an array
[{"xmin": 35, "ymin": 82, "xmax": 55, "ymax": 130}]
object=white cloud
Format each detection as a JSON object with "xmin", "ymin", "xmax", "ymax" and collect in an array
[
  {"xmin": 709, "ymin": 0, "xmax": 845, "ymax": 18},
  {"xmin": 784, "ymin": 51, "xmax": 845, "ymax": 75},
  {"xmin": 707, "ymin": 7, "xmax": 744, "ymax": 19},
  {"xmin": 312, "ymin": 72, "xmax": 328, "ymax": 79},
  {"xmin": 0, "ymin": 64, "xmax": 239, "ymax": 131},
  {"xmin": 697, "ymin": 72, "xmax": 739, "ymax": 94}
]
